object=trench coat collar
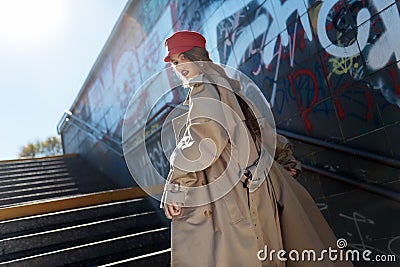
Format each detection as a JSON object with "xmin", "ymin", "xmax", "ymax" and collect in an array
[{"xmin": 183, "ymin": 73, "xmax": 205, "ymax": 106}]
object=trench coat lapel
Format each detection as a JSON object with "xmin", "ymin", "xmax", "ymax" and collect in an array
[{"xmin": 171, "ymin": 111, "xmax": 188, "ymax": 146}]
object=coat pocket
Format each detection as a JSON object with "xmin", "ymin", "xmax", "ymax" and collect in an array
[
  {"xmin": 173, "ymin": 204, "xmax": 213, "ymax": 225},
  {"xmin": 223, "ymin": 190, "xmax": 244, "ymax": 224}
]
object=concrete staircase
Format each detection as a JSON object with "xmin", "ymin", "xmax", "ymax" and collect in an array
[
  {"xmin": 0, "ymin": 155, "xmax": 171, "ymax": 266},
  {"xmin": 0, "ymin": 155, "xmax": 116, "ymax": 207},
  {"xmin": 0, "ymin": 198, "xmax": 170, "ymax": 266}
]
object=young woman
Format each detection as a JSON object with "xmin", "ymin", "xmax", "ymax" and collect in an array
[{"xmin": 161, "ymin": 31, "xmax": 354, "ymax": 267}]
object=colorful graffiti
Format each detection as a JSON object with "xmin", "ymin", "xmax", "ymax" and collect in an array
[
  {"xmin": 201, "ymin": 0, "xmax": 400, "ymax": 140},
  {"xmin": 73, "ymin": 0, "xmax": 399, "ymax": 146},
  {"xmin": 62, "ymin": 0, "xmax": 400, "ymax": 179},
  {"xmin": 62, "ymin": 0, "xmax": 400, "ymax": 182}
]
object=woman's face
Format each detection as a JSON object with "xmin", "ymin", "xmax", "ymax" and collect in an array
[{"xmin": 169, "ymin": 53, "xmax": 202, "ymax": 80}]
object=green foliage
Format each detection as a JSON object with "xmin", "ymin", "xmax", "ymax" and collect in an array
[{"xmin": 19, "ymin": 136, "xmax": 63, "ymax": 158}]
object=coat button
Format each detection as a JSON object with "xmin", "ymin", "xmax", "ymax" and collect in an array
[{"xmin": 204, "ymin": 210, "xmax": 212, "ymax": 218}]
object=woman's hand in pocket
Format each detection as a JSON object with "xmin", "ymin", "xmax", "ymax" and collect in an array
[{"xmin": 163, "ymin": 202, "xmax": 182, "ymax": 219}]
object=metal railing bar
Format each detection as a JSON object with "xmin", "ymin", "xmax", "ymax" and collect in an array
[
  {"xmin": 302, "ymin": 163, "xmax": 400, "ymax": 202},
  {"xmin": 66, "ymin": 120, "xmax": 123, "ymax": 157},
  {"xmin": 278, "ymin": 129, "xmax": 400, "ymax": 169},
  {"xmin": 122, "ymin": 102, "xmax": 180, "ymax": 145}
]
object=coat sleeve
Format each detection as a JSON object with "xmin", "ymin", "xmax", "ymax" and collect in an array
[
  {"xmin": 161, "ymin": 83, "xmax": 229, "ymax": 205},
  {"xmin": 274, "ymin": 134, "xmax": 302, "ymax": 178}
]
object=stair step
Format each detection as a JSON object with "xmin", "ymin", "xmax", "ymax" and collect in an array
[
  {"xmin": 0, "ymin": 158, "xmax": 68, "ymax": 170},
  {"xmin": 1, "ymin": 211, "xmax": 165, "ymax": 257},
  {"xmin": 0, "ymin": 172, "xmax": 72, "ymax": 186},
  {"xmin": 0, "ymin": 182, "xmax": 77, "ymax": 198},
  {"xmin": 0, "ymin": 198, "xmax": 156, "ymax": 237},
  {"xmin": 0, "ymin": 227, "xmax": 170, "ymax": 266},
  {"xmin": 0, "ymin": 176, "xmax": 112, "ymax": 194},
  {"xmin": 0, "ymin": 168, "xmax": 70, "ymax": 181},
  {"xmin": 98, "ymin": 249, "xmax": 171, "ymax": 267},
  {"xmin": 0, "ymin": 163, "xmax": 68, "ymax": 177},
  {"xmin": 0, "ymin": 188, "xmax": 80, "ymax": 207},
  {"xmin": 0, "ymin": 177, "xmax": 74, "ymax": 191}
]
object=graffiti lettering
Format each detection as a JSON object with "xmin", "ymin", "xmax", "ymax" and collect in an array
[
  {"xmin": 340, "ymin": 212, "xmax": 389, "ymax": 254},
  {"xmin": 288, "ymin": 69, "xmax": 319, "ymax": 131},
  {"xmin": 367, "ymin": 0, "xmax": 400, "ymax": 70},
  {"xmin": 388, "ymin": 236, "xmax": 400, "ymax": 260},
  {"xmin": 317, "ymin": 0, "xmax": 370, "ymax": 58}
]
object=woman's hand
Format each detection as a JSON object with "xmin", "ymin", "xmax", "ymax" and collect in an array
[
  {"xmin": 287, "ymin": 168, "xmax": 298, "ymax": 177},
  {"xmin": 163, "ymin": 202, "xmax": 182, "ymax": 219}
]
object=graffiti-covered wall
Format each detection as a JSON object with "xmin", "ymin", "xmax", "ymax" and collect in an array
[
  {"xmin": 62, "ymin": 0, "xmax": 400, "ymax": 178},
  {"xmin": 59, "ymin": 0, "xmax": 400, "ymax": 262}
]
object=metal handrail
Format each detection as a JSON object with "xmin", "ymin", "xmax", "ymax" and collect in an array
[
  {"xmin": 67, "ymin": 120, "xmax": 123, "ymax": 157},
  {"xmin": 57, "ymin": 110, "xmax": 123, "ymax": 157},
  {"xmin": 122, "ymin": 103, "xmax": 186, "ymax": 156},
  {"xmin": 302, "ymin": 163, "xmax": 400, "ymax": 202},
  {"xmin": 122, "ymin": 102, "xmax": 182, "ymax": 146},
  {"xmin": 56, "ymin": 102, "xmax": 182, "ymax": 158},
  {"xmin": 56, "ymin": 109, "xmax": 399, "ymax": 203},
  {"xmin": 277, "ymin": 129, "xmax": 400, "ymax": 169},
  {"xmin": 56, "ymin": 110, "xmax": 70, "ymax": 134},
  {"xmin": 278, "ymin": 129, "xmax": 400, "ymax": 202},
  {"xmin": 58, "ymin": 110, "xmax": 118, "ymax": 143}
]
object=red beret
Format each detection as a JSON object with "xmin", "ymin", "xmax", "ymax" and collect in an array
[{"xmin": 163, "ymin": 31, "xmax": 206, "ymax": 62}]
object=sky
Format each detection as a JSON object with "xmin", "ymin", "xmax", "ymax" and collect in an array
[{"xmin": 0, "ymin": 0, "xmax": 128, "ymax": 160}]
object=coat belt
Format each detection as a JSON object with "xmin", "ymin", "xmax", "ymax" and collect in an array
[
  {"xmin": 161, "ymin": 150, "xmax": 272, "ymax": 207},
  {"xmin": 241, "ymin": 149, "xmax": 272, "ymax": 192}
]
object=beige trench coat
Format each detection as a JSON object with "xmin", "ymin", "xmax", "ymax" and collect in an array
[{"xmin": 161, "ymin": 72, "xmax": 354, "ymax": 267}]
